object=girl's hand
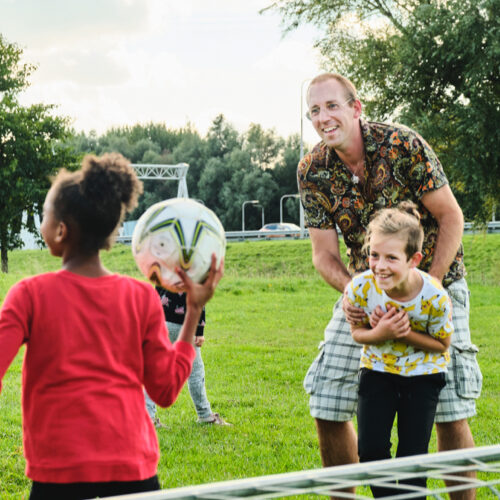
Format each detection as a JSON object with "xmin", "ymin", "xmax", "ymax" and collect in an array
[
  {"xmin": 369, "ymin": 306, "xmax": 385, "ymax": 328},
  {"xmin": 176, "ymin": 254, "xmax": 224, "ymax": 311}
]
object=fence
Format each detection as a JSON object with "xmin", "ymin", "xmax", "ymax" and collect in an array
[{"xmin": 116, "ymin": 222, "xmax": 500, "ymax": 246}]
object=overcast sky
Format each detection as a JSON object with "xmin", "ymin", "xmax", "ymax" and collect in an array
[{"xmin": 1, "ymin": 0, "xmax": 324, "ymax": 147}]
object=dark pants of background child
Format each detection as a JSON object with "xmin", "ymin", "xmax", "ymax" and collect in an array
[
  {"xmin": 357, "ymin": 368, "xmax": 446, "ymax": 498},
  {"xmin": 29, "ymin": 475, "xmax": 160, "ymax": 500}
]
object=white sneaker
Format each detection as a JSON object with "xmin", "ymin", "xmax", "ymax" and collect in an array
[
  {"xmin": 153, "ymin": 417, "xmax": 168, "ymax": 429},
  {"xmin": 197, "ymin": 413, "xmax": 232, "ymax": 426}
]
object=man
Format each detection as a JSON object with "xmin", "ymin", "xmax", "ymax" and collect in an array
[{"xmin": 298, "ymin": 73, "xmax": 482, "ymax": 499}]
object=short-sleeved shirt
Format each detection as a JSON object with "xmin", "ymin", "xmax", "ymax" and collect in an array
[
  {"xmin": 298, "ymin": 120, "xmax": 465, "ymax": 286},
  {"xmin": 156, "ymin": 287, "xmax": 205, "ymax": 336},
  {"xmin": 346, "ymin": 269, "xmax": 453, "ymax": 376}
]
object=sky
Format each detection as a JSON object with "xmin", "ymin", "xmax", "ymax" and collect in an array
[{"xmin": 0, "ymin": 0, "xmax": 324, "ymax": 147}]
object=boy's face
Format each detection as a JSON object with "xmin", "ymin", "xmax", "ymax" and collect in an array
[{"xmin": 368, "ymin": 233, "xmax": 418, "ymax": 298}]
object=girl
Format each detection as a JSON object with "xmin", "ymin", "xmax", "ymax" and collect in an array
[
  {"xmin": 0, "ymin": 153, "xmax": 223, "ymax": 499},
  {"xmin": 346, "ymin": 201, "xmax": 453, "ymax": 498}
]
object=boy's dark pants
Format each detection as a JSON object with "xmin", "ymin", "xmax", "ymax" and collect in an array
[{"xmin": 357, "ymin": 368, "xmax": 446, "ymax": 498}]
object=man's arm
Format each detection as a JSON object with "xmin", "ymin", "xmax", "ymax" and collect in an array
[
  {"xmin": 420, "ymin": 184, "xmax": 464, "ymax": 282},
  {"xmin": 309, "ymin": 227, "xmax": 351, "ymax": 293}
]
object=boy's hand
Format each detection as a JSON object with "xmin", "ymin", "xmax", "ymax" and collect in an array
[
  {"xmin": 369, "ymin": 306, "xmax": 385, "ymax": 328},
  {"xmin": 377, "ymin": 306, "xmax": 410, "ymax": 340}
]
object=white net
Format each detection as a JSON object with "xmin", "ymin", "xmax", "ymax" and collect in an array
[{"xmin": 106, "ymin": 445, "xmax": 500, "ymax": 499}]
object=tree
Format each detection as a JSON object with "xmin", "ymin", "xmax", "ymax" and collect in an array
[
  {"xmin": 220, "ymin": 164, "xmax": 279, "ymax": 231},
  {"xmin": 197, "ymin": 156, "xmax": 235, "ymax": 214},
  {"xmin": 0, "ymin": 35, "xmax": 74, "ymax": 272},
  {"xmin": 206, "ymin": 114, "xmax": 241, "ymax": 159},
  {"xmin": 269, "ymin": 134, "xmax": 302, "ymax": 223},
  {"xmin": 265, "ymin": 0, "xmax": 500, "ymax": 220},
  {"xmin": 243, "ymin": 123, "xmax": 284, "ymax": 169},
  {"xmin": 171, "ymin": 128, "xmax": 209, "ymax": 199},
  {"xmin": 98, "ymin": 134, "xmax": 133, "ymax": 160},
  {"xmin": 65, "ymin": 129, "xmax": 99, "ymax": 155},
  {"xmin": 60, "ymin": 117, "xmax": 298, "ymax": 231}
]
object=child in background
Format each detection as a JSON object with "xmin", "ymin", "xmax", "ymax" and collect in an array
[
  {"xmin": 145, "ymin": 289, "xmax": 230, "ymax": 427},
  {"xmin": 346, "ymin": 202, "xmax": 452, "ymax": 498},
  {"xmin": 0, "ymin": 153, "xmax": 223, "ymax": 500}
]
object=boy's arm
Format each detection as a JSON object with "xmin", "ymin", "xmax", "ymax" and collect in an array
[
  {"xmin": 354, "ymin": 307, "xmax": 451, "ymax": 353},
  {"xmin": 400, "ymin": 330, "xmax": 451, "ymax": 353},
  {"xmin": 401, "ymin": 294, "xmax": 453, "ymax": 353}
]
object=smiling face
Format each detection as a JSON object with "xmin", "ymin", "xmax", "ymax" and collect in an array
[
  {"xmin": 368, "ymin": 232, "xmax": 421, "ymax": 298},
  {"xmin": 307, "ymin": 77, "xmax": 362, "ymax": 152}
]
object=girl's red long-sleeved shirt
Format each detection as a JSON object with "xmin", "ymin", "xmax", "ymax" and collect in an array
[{"xmin": 0, "ymin": 270, "xmax": 195, "ymax": 483}]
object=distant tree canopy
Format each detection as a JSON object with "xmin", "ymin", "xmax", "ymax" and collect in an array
[
  {"xmin": 265, "ymin": 0, "xmax": 500, "ymax": 221},
  {"xmin": 5, "ymin": 0, "xmax": 496, "ymax": 272},
  {"xmin": 0, "ymin": 34, "xmax": 75, "ymax": 272},
  {"xmin": 66, "ymin": 114, "xmax": 303, "ymax": 232}
]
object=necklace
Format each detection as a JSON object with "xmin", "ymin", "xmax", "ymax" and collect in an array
[{"xmin": 348, "ymin": 158, "xmax": 365, "ymax": 185}]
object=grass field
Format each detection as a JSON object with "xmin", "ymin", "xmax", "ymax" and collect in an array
[{"xmin": 0, "ymin": 234, "xmax": 499, "ymax": 498}]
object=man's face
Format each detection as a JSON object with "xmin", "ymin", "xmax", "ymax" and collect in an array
[{"xmin": 307, "ymin": 78, "xmax": 361, "ymax": 151}]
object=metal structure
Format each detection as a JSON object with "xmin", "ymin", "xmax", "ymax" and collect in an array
[
  {"xmin": 464, "ymin": 221, "xmax": 500, "ymax": 233},
  {"xmin": 131, "ymin": 163, "xmax": 189, "ymax": 198},
  {"xmin": 280, "ymin": 194, "xmax": 300, "ymax": 224},
  {"xmin": 242, "ymin": 200, "xmax": 264, "ymax": 232},
  {"xmin": 299, "ymin": 78, "xmax": 311, "ymax": 237},
  {"xmin": 106, "ymin": 445, "xmax": 500, "ymax": 499},
  {"xmin": 299, "ymin": 78, "xmax": 310, "ymax": 161}
]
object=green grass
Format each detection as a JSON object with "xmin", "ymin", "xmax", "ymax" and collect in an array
[{"xmin": 0, "ymin": 234, "xmax": 499, "ymax": 498}]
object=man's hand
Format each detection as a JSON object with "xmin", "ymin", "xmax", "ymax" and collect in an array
[{"xmin": 342, "ymin": 286, "xmax": 367, "ymax": 325}]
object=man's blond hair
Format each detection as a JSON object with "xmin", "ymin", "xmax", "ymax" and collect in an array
[{"xmin": 307, "ymin": 73, "xmax": 358, "ymax": 105}]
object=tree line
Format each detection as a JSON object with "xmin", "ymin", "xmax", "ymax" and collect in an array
[
  {"xmin": 66, "ymin": 116, "xmax": 303, "ymax": 233},
  {"xmin": 1, "ymin": 0, "xmax": 499, "ymax": 272}
]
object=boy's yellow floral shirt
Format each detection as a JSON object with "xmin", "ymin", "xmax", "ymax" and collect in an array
[{"xmin": 347, "ymin": 269, "xmax": 453, "ymax": 376}]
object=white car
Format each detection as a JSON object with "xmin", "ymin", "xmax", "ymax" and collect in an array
[{"xmin": 258, "ymin": 222, "xmax": 301, "ymax": 238}]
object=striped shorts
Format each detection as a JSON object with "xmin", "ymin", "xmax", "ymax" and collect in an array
[{"xmin": 304, "ymin": 278, "xmax": 483, "ymax": 423}]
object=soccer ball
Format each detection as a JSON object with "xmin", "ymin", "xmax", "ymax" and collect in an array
[{"xmin": 132, "ymin": 198, "xmax": 226, "ymax": 290}]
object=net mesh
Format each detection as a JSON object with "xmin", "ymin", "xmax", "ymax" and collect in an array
[{"xmin": 106, "ymin": 445, "xmax": 500, "ymax": 500}]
